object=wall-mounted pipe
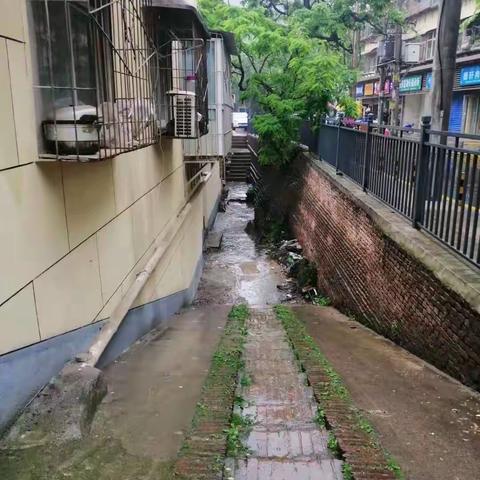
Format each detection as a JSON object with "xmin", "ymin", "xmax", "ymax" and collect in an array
[{"xmin": 85, "ymin": 203, "xmax": 192, "ymax": 367}]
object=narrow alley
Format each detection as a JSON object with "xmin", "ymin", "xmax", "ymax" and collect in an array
[
  {"xmin": 2, "ymin": 1, "xmax": 480, "ymax": 479},
  {"xmin": 2, "ymin": 182, "xmax": 480, "ymax": 480}
]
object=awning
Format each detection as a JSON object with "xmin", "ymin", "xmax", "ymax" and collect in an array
[{"xmin": 149, "ymin": 0, "xmax": 210, "ymax": 39}]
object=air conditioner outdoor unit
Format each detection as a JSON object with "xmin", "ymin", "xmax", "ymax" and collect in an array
[
  {"xmin": 168, "ymin": 90, "xmax": 198, "ymax": 138},
  {"xmin": 404, "ymin": 43, "xmax": 421, "ymax": 64}
]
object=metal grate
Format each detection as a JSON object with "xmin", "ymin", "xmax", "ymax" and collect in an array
[
  {"xmin": 29, "ymin": 0, "xmax": 160, "ymax": 161},
  {"xmin": 173, "ymin": 93, "xmax": 195, "ymax": 138}
]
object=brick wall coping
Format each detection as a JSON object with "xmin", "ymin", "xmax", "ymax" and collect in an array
[{"xmin": 304, "ymin": 153, "xmax": 480, "ymax": 315}]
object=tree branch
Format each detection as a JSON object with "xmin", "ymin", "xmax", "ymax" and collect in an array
[{"xmin": 231, "ymin": 56, "xmax": 248, "ymax": 91}]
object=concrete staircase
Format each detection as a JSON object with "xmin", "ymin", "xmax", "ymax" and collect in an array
[{"xmin": 227, "ymin": 134, "xmax": 251, "ymax": 182}]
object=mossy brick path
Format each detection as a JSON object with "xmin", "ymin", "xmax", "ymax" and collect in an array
[
  {"xmin": 227, "ymin": 308, "xmax": 343, "ymax": 479},
  {"xmin": 174, "ymin": 305, "xmax": 248, "ymax": 480},
  {"xmin": 277, "ymin": 306, "xmax": 399, "ymax": 480}
]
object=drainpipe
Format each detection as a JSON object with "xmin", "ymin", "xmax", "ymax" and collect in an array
[
  {"xmin": 85, "ymin": 203, "xmax": 192, "ymax": 367},
  {"xmin": 216, "ymin": 37, "xmax": 224, "ymax": 158}
]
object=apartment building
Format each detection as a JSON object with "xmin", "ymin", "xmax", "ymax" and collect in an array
[
  {"xmin": 0, "ymin": 0, "xmax": 232, "ymax": 432},
  {"xmin": 355, "ymin": 0, "xmax": 480, "ymax": 132},
  {"xmin": 183, "ymin": 31, "xmax": 236, "ymax": 180}
]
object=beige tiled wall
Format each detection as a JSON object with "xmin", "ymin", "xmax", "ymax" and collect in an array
[{"xmin": 0, "ymin": 2, "xmax": 221, "ymax": 355}]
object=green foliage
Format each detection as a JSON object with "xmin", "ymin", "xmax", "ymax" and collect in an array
[
  {"xmin": 314, "ymin": 408, "xmax": 326, "ymax": 428},
  {"xmin": 240, "ymin": 373, "xmax": 252, "ymax": 388},
  {"xmin": 224, "ymin": 413, "xmax": 253, "ymax": 457},
  {"xmin": 199, "ymin": 0, "xmax": 399, "ymax": 165},
  {"xmin": 342, "ymin": 462, "xmax": 354, "ymax": 480},
  {"xmin": 386, "ymin": 455, "xmax": 405, "ymax": 479},
  {"xmin": 312, "ymin": 295, "xmax": 331, "ymax": 307},
  {"xmin": 327, "ymin": 431, "xmax": 341, "ymax": 457}
]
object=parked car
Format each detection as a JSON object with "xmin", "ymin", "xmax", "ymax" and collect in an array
[{"xmin": 233, "ymin": 111, "xmax": 248, "ymax": 129}]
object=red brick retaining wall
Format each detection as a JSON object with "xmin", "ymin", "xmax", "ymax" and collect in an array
[{"xmin": 291, "ymin": 160, "xmax": 480, "ymax": 390}]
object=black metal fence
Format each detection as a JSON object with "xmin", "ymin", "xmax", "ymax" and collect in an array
[{"xmin": 315, "ymin": 118, "xmax": 480, "ymax": 268}]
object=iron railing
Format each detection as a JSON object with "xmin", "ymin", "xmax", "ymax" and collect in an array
[{"xmin": 315, "ymin": 118, "xmax": 480, "ymax": 267}]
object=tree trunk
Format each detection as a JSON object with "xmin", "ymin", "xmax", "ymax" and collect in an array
[{"xmin": 430, "ymin": 0, "xmax": 462, "ymax": 133}]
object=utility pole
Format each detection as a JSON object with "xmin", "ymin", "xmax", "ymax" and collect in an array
[
  {"xmin": 377, "ymin": 19, "xmax": 389, "ymax": 126},
  {"xmin": 391, "ymin": 0, "xmax": 403, "ymax": 128},
  {"xmin": 378, "ymin": 65, "xmax": 387, "ymax": 125}
]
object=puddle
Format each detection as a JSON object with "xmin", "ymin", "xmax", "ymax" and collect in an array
[{"xmin": 195, "ymin": 182, "xmax": 290, "ymax": 307}]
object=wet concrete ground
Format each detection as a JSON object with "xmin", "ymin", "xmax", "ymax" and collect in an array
[
  {"xmin": 293, "ymin": 305, "xmax": 480, "ymax": 480},
  {"xmin": 195, "ymin": 182, "xmax": 287, "ymax": 307},
  {"xmin": 96, "ymin": 306, "xmax": 230, "ymax": 461}
]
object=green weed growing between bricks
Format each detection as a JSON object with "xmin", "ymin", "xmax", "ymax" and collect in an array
[
  {"xmin": 275, "ymin": 305, "xmax": 405, "ymax": 480},
  {"xmin": 173, "ymin": 304, "xmax": 249, "ymax": 480}
]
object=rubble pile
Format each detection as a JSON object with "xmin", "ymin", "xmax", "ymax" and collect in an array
[{"xmin": 273, "ymin": 239, "xmax": 319, "ymax": 303}]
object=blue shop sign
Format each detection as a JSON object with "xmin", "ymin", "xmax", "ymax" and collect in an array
[
  {"xmin": 425, "ymin": 72, "xmax": 433, "ymax": 90},
  {"xmin": 355, "ymin": 84, "xmax": 364, "ymax": 97},
  {"xmin": 460, "ymin": 65, "xmax": 480, "ymax": 86}
]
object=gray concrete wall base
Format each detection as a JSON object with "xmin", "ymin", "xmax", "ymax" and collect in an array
[{"xmin": 0, "ymin": 255, "xmax": 204, "ymax": 435}]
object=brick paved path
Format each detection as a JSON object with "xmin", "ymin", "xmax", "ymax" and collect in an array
[{"xmin": 226, "ymin": 308, "xmax": 343, "ymax": 479}]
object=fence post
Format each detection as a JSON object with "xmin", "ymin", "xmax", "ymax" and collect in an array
[
  {"xmin": 362, "ymin": 117, "xmax": 373, "ymax": 192},
  {"xmin": 317, "ymin": 123, "xmax": 322, "ymax": 161},
  {"xmin": 412, "ymin": 116, "xmax": 431, "ymax": 229},
  {"xmin": 335, "ymin": 123, "xmax": 341, "ymax": 173}
]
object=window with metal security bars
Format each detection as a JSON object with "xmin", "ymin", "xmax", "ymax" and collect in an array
[
  {"xmin": 148, "ymin": 1, "xmax": 209, "ymax": 139},
  {"xmin": 155, "ymin": 37, "xmax": 209, "ymax": 139},
  {"xmin": 28, "ymin": 0, "xmax": 160, "ymax": 161}
]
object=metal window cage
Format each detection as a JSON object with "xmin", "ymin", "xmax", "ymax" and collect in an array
[
  {"xmin": 30, "ymin": 0, "xmax": 161, "ymax": 161},
  {"xmin": 154, "ymin": 37, "xmax": 209, "ymax": 139}
]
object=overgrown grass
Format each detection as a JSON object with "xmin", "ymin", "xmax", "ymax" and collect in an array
[
  {"xmin": 342, "ymin": 462, "xmax": 354, "ymax": 480},
  {"xmin": 327, "ymin": 431, "xmax": 341, "ymax": 458},
  {"xmin": 275, "ymin": 305, "xmax": 349, "ymax": 400},
  {"xmin": 311, "ymin": 295, "xmax": 331, "ymax": 306},
  {"xmin": 275, "ymin": 305, "xmax": 405, "ymax": 480},
  {"xmin": 314, "ymin": 408, "xmax": 326, "ymax": 428},
  {"xmin": 225, "ymin": 413, "xmax": 253, "ymax": 457}
]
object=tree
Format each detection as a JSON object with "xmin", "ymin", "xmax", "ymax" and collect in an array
[
  {"xmin": 430, "ymin": 0, "xmax": 462, "ymax": 132},
  {"xmin": 200, "ymin": 0, "xmax": 398, "ymax": 165}
]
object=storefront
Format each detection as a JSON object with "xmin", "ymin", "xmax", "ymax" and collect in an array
[
  {"xmin": 400, "ymin": 74, "xmax": 430, "ymax": 128},
  {"xmin": 457, "ymin": 64, "xmax": 480, "ymax": 134},
  {"xmin": 355, "ymin": 79, "xmax": 391, "ymax": 120}
]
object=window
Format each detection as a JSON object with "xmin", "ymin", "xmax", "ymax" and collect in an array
[
  {"xmin": 361, "ymin": 53, "xmax": 377, "ymax": 74},
  {"xmin": 149, "ymin": 2, "xmax": 209, "ymax": 139},
  {"xmin": 463, "ymin": 95, "xmax": 480, "ymax": 135},
  {"xmin": 157, "ymin": 39, "xmax": 208, "ymax": 138},
  {"xmin": 422, "ymin": 30, "xmax": 436, "ymax": 61},
  {"xmin": 29, "ymin": 0, "xmax": 159, "ymax": 160}
]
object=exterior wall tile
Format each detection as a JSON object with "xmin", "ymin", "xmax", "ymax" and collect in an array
[
  {"xmin": 181, "ymin": 192, "xmax": 203, "ymax": 284},
  {"xmin": 7, "ymin": 40, "xmax": 37, "ymax": 166},
  {"xmin": 0, "ymin": 163, "xmax": 69, "ymax": 305},
  {"xmin": 62, "ymin": 161, "xmax": 116, "ymax": 248},
  {"xmin": 112, "ymin": 139, "xmax": 182, "ymax": 213},
  {"xmin": 131, "ymin": 191, "xmax": 156, "ymax": 260},
  {"xmin": 0, "ymin": 284, "xmax": 39, "ymax": 355},
  {"xmin": 33, "ymin": 236, "xmax": 103, "ymax": 339},
  {"xmin": 96, "ymin": 208, "xmax": 136, "ymax": 300},
  {"xmin": 0, "ymin": 39, "xmax": 19, "ymax": 170},
  {"xmin": 0, "ymin": 0, "xmax": 25, "ymax": 42}
]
